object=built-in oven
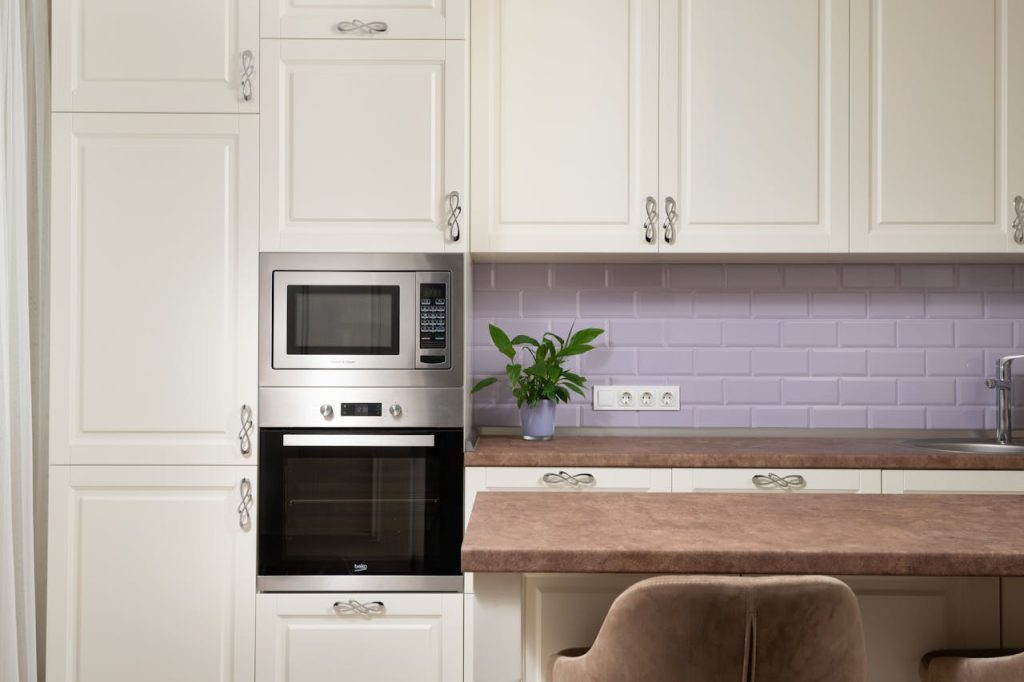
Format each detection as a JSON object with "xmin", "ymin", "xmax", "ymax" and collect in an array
[
  {"xmin": 258, "ymin": 253, "xmax": 466, "ymax": 592},
  {"xmin": 260, "ymin": 253, "xmax": 464, "ymax": 388},
  {"xmin": 257, "ymin": 426, "xmax": 463, "ymax": 592}
]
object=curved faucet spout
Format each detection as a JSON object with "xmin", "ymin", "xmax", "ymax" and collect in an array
[{"xmin": 988, "ymin": 355, "xmax": 1024, "ymax": 445}]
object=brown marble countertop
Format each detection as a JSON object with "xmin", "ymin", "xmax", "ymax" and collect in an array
[
  {"xmin": 467, "ymin": 436, "xmax": 1024, "ymax": 470},
  {"xmin": 462, "ymin": 491, "xmax": 1024, "ymax": 576}
]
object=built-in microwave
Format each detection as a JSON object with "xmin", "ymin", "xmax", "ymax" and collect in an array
[{"xmin": 259, "ymin": 253, "xmax": 464, "ymax": 388}]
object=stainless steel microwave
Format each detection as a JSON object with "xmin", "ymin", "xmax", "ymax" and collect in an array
[{"xmin": 259, "ymin": 253, "xmax": 464, "ymax": 388}]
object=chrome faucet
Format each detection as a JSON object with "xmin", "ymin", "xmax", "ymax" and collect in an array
[{"xmin": 986, "ymin": 355, "xmax": 1024, "ymax": 444}]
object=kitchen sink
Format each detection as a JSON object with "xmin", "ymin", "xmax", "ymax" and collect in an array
[{"xmin": 907, "ymin": 438, "xmax": 1024, "ymax": 455}]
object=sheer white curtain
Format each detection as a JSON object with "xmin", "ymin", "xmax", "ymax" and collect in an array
[{"xmin": 1, "ymin": 0, "xmax": 47, "ymax": 680}]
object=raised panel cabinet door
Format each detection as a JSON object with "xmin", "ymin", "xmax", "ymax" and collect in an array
[
  {"xmin": 470, "ymin": 0, "xmax": 660, "ymax": 254},
  {"xmin": 256, "ymin": 593, "xmax": 463, "ymax": 682},
  {"xmin": 46, "ymin": 466, "xmax": 257, "ymax": 682},
  {"xmin": 51, "ymin": 0, "xmax": 259, "ymax": 112},
  {"xmin": 261, "ymin": 0, "xmax": 466, "ymax": 39},
  {"xmin": 658, "ymin": 0, "xmax": 850, "ymax": 253},
  {"xmin": 850, "ymin": 0, "xmax": 1024, "ymax": 253},
  {"xmin": 49, "ymin": 114, "xmax": 258, "ymax": 465},
  {"xmin": 261, "ymin": 40, "xmax": 466, "ymax": 253}
]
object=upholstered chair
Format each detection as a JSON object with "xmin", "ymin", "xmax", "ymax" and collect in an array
[
  {"xmin": 551, "ymin": 575, "xmax": 865, "ymax": 682},
  {"xmin": 919, "ymin": 650, "xmax": 1024, "ymax": 682}
]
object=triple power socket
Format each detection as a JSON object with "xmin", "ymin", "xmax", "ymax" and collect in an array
[{"xmin": 592, "ymin": 385, "xmax": 680, "ymax": 411}]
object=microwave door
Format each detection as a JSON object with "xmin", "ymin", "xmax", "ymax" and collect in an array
[{"xmin": 272, "ymin": 271, "xmax": 416, "ymax": 370}]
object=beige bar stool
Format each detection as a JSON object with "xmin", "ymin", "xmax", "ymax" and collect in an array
[
  {"xmin": 551, "ymin": 575, "xmax": 865, "ymax": 682},
  {"xmin": 919, "ymin": 650, "xmax": 1024, "ymax": 681}
]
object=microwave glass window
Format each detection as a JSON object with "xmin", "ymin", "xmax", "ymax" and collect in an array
[{"xmin": 287, "ymin": 285, "xmax": 400, "ymax": 355}]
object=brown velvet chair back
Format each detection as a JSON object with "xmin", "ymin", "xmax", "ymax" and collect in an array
[{"xmin": 551, "ymin": 575, "xmax": 865, "ymax": 682}]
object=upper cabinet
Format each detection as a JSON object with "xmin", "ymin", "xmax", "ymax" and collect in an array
[
  {"xmin": 260, "ymin": 40, "xmax": 467, "ymax": 253},
  {"xmin": 471, "ymin": 0, "xmax": 1024, "ymax": 255},
  {"xmin": 52, "ymin": 0, "xmax": 259, "ymax": 113},
  {"xmin": 470, "ymin": 0, "xmax": 660, "ymax": 254},
  {"xmin": 849, "ymin": 0, "xmax": 1024, "ymax": 253},
  {"xmin": 50, "ymin": 114, "xmax": 258, "ymax": 465},
  {"xmin": 659, "ymin": 0, "xmax": 850, "ymax": 253},
  {"xmin": 261, "ymin": 0, "xmax": 466, "ymax": 39}
]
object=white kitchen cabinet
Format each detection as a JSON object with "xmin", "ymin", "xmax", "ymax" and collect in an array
[
  {"xmin": 673, "ymin": 467, "xmax": 881, "ymax": 493},
  {"xmin": 46, "ymin": 466, "xmax": 257, "ymax": 682},
  {"xmin": 49, "ymin": 114, "xmax": 258, "ymax": 466},
  {"xmin": 883, "ymin": 469, "xmax": 1024, "ymax": 648},
  {"xmin": 52, "ymin": 0, "xmax": 258, "ymax": 113},
  {"xmin": 261, "ymin": 0, "xmax": 466, "ymax": 39},
  {"xmin": 256, "ymin": 592, "xmax": 463, "ymax": 682},
  {"xmin": 260, "ymin": 39, "xmax": 466, "ymax": 254},
  {"xmin": 470, "ymin": 0, "xmax": 661, "ymax": 254},
  {"xmin": 658, "ymin": 0, "xmax": 850, "ymax": 253},
  {"xmin": 849, "ymin": 0, "xmax": 1024, "ymax": 253}
]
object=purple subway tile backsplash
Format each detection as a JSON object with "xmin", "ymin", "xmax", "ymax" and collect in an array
[{"xmin": 472, "ymin": 263, "xmax": 1024, "ymax": 429}]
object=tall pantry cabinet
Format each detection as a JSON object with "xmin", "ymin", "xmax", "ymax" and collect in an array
[{"xmin": 48, "ymin": 1, "xmax": 259, "ymax": 681}]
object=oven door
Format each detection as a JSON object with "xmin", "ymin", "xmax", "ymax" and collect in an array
[
  {"xmin": 257, "ymin": 428, "xmax": 464, "ymax": 592},
  {"xmin": 272, "ymin": 271, "xmax": 416, "ymax": 370}
]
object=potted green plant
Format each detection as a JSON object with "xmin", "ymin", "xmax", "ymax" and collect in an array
[{"xmin": 471, "ymin": 323, "xmax": 604, "ymax": 440}]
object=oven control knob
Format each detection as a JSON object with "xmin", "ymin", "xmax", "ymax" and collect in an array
[
  {"xmin": 389, "ymin": 404, "xmax": 403, "ymax": 418},
  {"xmin": 320, "ymin": 404, "xmax": 334, "ymax": 419}
]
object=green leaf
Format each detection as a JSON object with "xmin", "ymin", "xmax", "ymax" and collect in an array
[
  {"xmin": 510, "ymin": 335, "xmax": 540, "ymax": 347},
  {"xmin": 563, "ymin": 372, "xmax": 586, "ymax": 386},
  {"xmin": 543, "ymin": 331, "xmax": 565, "ymax": 346},
  {"xmin": 564, "ymin": 382, "xmax": 586, "ymax": 397},
  {"xmin": 553, "ymin": 386, "xmax": 570, "ymax": 403},
  {"xmin": 470, "ymin": 377, "xmax": 498, "ymax": 393},
  {"xmin": 488, "ymin": 323, "xmax": 516, "ymax": 360},
  {"xmin": 506, "ymin": 363, "xmax": 522, "ymax": 387},
  {"xmin": 557, "ymin": 344, "xmax": 595, "ymax": 358},
  {"xmin": 569, "ymin": 327, "xmax": 604, "ymax": 346}
]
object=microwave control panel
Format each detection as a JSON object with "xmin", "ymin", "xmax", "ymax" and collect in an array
[{"xmin": 416, "ymin": 272, "xmax": 451, "ymax": 368}]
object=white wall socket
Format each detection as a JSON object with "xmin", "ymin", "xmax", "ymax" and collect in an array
[{"xmin": 592, "ymin": 385, "xmax": 680, "ymax": 411}]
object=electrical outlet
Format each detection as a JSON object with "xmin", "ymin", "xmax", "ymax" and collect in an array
[{"xmin": 593, "ymin": 385, "xmax": 680, "ymax": 411}]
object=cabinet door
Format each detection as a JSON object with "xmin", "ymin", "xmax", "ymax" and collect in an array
[
  {"xmin": 261, "ymin": 0, "xmax": 465, "ymax": 39},
  {"xmin": 46, "ymin": 466, "xmax": 257, "ymax": 682},
  {"xmin": 674, "ymin": 467, "xmax": 881, "ymax": 493},
  {"xmin": 256, "ymin": 593, "xmax": 463, "ymax": 682},
  {"xmin": 261, "ymin": 40, "xmax": 466, "ymax": 253},
  {"xmin": 52, "ymin": 0, "xmax": 258, "ymax": 112},
  {"xmin": 850, "ymin": 0, "xmax": 1024, "ymax": 253},
  {"xmin": 658, "ymin": 0, "xmax": 850, "ymax": 253},
  {"xmin": 50, "ymin": 114, "xmax": 258, "ymax": 465},
  {"xmin": 840, "ymin": 576, "xmax": 1000, "ymax": 682},
  {"xmin": 470, "ymin": 0, "xmax": 660, "ymax": 254}
]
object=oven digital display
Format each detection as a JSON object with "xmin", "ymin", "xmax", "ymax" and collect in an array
[{"xmin": 339, "ymin": 403, "xmax": 383, "ymax": 417}]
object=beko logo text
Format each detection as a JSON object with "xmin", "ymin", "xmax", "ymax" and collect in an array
[{"xmin": 354, "ymin": 563, "xmax": 368, "ymax": 572}]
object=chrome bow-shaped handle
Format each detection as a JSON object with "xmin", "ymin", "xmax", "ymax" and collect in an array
[
  {"xmin": 642, "ymin": 196, "xmax": 658, "ymax": 244},
  {"xmin": 337, "ymin": 19, "xmax": 389, "ymax": 34},
  {"xmin": 238, "ymin": 404, "xmax": 254, "ymax": 456},
  {"xmin": 1013, "ymin": 195, "xmax": 1023, "ymax": 245},
  {"xmin": 447, "ymin": 191, "xmax": 462, "ymax": 242},
  {"xmin": 240, "ymin": 50, "xmax": 255, "ymax": 102},
  {"xmin": 542, "ymin": 471, "xmax": 596, "ymax": 488},
  {"xmin": 752, "ymin": 473, "xmax": 807, "ymax": 490},
  {"xmin": 237, "ymin": 478, "xmax": 254, "ymax": 530},
  {"xmin": 333, "ymin": 600, "xmax": 386, "ymax": 616},
  {"xmin": 663, "ymin": 196, "xmax": 677, "ymax": 244}
]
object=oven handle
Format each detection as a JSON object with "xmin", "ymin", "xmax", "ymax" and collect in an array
[{"xmin": 281, "ymin": 434, "xmax": 436, "ymax": 448}]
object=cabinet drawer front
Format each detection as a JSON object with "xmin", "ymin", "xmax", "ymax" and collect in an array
[
  {"xmin": 893, "ymin": 470, "xmax": 1024, "ymax": 494},
  {"xmin": 680, "ymin": 468, "xmax": 880, "ymax": 494},
  {"xmin": 483, "ymin": 467, "xmax": 671, "ymax": 492},
  {"xmin": 256, "ymin": 593, "xmax": 463, "ymax": 682},
  {"xmin": 261, "ymin": 0, "xmax": 465, "ymax": 39}
]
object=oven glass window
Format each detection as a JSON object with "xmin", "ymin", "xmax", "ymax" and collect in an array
[
  {"xmin": 259, "ymin": 430, "xmax": 463, "ymax": 577},
  {"xmin": 286, "ymin": 285, "xmax": 400, "ymax": 355}
]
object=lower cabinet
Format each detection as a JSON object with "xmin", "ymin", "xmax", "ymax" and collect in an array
[
  {"xmin": 674, "ymin": 467, "xmax": 881, "ymax": 493},
  {"xmin": 256, "ymin": 592, "xmax": 464, "ymax": 682},
  {"xmin": 46, "ymin": 466, "xmax": 256, "ymax": 682}
]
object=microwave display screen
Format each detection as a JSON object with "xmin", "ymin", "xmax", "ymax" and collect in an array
[{"xmin": 287, "ymin": 285, "xmax": 400, "ymax": 355}]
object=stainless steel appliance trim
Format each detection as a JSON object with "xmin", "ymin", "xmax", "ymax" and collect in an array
[
  {"xmin": 257, "ymin": 575, "xmax": 464, "ymax": 593},
  {"xmin": 282, "ymin": 434, "xmax": 435, "ymax": 448},
  {"xmin": 259, "ymin": 253, "xmax": 465, "ymax": 388},
  {"xmin": 259, "ymin": 387, "xmax": 463, "ymax": 428},
  {"xmin": 272, "ymin": 270, "xmax": 416, "ymax": 371}
]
